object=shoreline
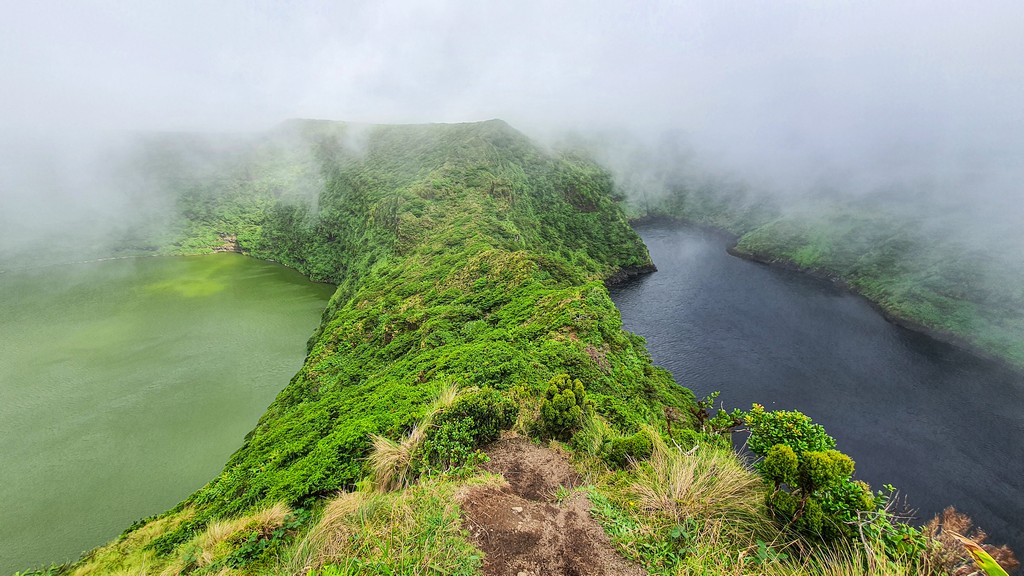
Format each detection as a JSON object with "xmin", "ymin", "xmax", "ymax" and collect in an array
[
  {"xmin": 604, "ymin": 263, "xmax": 658, "ymax": 287},
  {"xmin": 629, "ymin": 213, "xmax": 1024, "ymax": 375}
]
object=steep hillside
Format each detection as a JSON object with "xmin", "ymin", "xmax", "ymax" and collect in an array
[
  {"xmin": 25, "ymin": 121, "xmax": 1009, "ymax": 576},
  {"xmin": 60, "ymin": 120, "xmax": 696, "ymax": 572}
]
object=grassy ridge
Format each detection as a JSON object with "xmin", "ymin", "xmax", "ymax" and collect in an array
[
  {"xmin": 23, "ymin": 121, "xmax": 1008, "ymax": 575},
  {"xmin": 59, "ymin": 120, "xmax": 695, "ymax": 572}
]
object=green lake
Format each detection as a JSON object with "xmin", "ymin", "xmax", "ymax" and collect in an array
[{"xmin": 0, "ymin": 254, "xmax": 335, "ymax": 573}]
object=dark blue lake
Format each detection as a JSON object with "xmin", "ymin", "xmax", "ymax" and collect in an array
[{"xmin": 610, "ymin": 222, "xmax": 1024, "ymax": 556}]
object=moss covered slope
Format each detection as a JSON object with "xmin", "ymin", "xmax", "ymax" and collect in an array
[{"xmin": 70, "ymin": 120, "xmax": 695, "ymax": 567}]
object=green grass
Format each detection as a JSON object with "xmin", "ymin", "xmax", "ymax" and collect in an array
[
  {"xmin": 30, "ymin": 119, "xmax": 999, "ymax": 575},
  {"xmin": 49, "ymin": 120, "xmax": 694, "ymax": 574},
  {"xmin": 583, "ymin": 440, "xmax": 935, "ymax": 576},
  {"xmin": 290, "ymin": 475, "xmax": 490, "ymax": 576}
]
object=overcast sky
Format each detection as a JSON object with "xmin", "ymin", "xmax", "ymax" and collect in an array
[{"xmin": 2, "ymin": 1, "xmax": 1023, "ymax": 209}]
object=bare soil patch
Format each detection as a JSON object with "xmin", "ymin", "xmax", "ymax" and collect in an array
[{"xmin": 459, "ymin": 434, "xmax": 644, "ymax": 576}]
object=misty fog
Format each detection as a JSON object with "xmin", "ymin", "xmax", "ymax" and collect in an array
[
  {"xmin": 5, "ymin": 3, "xmax": 1024, "ymax": 567},
  {"xmin": 2, "ymin": 1, "xmax": 1023, "ymax": 260}
]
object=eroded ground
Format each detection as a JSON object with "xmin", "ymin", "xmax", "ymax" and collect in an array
[{"xmin": 459, "ymin": 434, "xmax": 645, "ymax": 576}]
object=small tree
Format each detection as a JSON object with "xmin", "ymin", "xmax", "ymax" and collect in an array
[
  {"xmin": 746, "ymin": 405, "xmax": 871, "ymax": 541},
  {"xmin": 539, "ymin": 374, "xmax": 593, "ymax": 440},
  {"xmin": 745, "ymin": 403, "xmax": 836, "ymax": 458}
]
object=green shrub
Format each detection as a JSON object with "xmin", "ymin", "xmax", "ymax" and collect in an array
[
  {"xmin": 601, "ymin": 431, "xmax": 653, "ymax": 469},
  {"xmin": 761, "ymin": 444, "xmax": 798, "ymax": 488},
  {"xmin": 798, "ymin": 450, "xmax": 854, "ymax": 493},
  {"xmin": 747, "ymin": 406, "xmax": 872, "ymax": 543},
  {"xmin": 420, "ymin": 387, "xmax": 516, "ymax": 469},
  {"xmin": 439, "ymin": 387, "xmax": 517, "ymax": 445},
  {"xmin": 420, "ymin": 417, "xmax": 478, "ymax": 470},
  {"xmin": 767, "ymin": 489, "xmax": 818, "ymax": 532},
  {"xmin": 745, "ymin": 403, "xmax": 836, "ymax": 459},
  {"xmin": 538, "ymin": 374, "xmax": 593, "ymax": 440},
  {"xmin": 818, "ymin": 478, "xmax": 876, "ymax": 540}
]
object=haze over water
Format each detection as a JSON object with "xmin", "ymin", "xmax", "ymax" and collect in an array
[{"xmin": 2, "ymin": 2, "xmax": 1024, "ymax": 572}]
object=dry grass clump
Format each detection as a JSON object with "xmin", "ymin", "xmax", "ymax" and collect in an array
[
  {"xmin": 196, "ymin": 503, "xmax": 291, "ymax": 564},
  {"xmin": 801, "ymin": 545, "xmax": 934, "ymax": 576},
  {"xmin": 368, "ymin": 426, "xmax": 428, "ymax": 492},
  {"xmin": 602, "ymin": 429, "xmax": 811, "ymax": 575},
  {"xmin": 432, "ymin": 380, "xmax": 459, "ymax": 410},
  {"xmin": 70, "ymin": 509, "xmax": 196, "ymax": 575},
  {"xmin": 290, "ymin": 492, "xmax": 367, "ymax": 573},
  {"xmin": 631, "ymin": 428, "xmax": 763, "ymax": 526},
  {"xmin": 368, "ymin": 380, "xmax": 462, "ymax": 492},
  {"xmin": 156, "ymin": 503, "xmax": 291, "ymax": 575},
  {"xmin": 288, "ymin": 479, "xmax": 481, "ymax": 575},
  {"xmin": 921, "ymin": 507, "xmax": 1018, "ymax": 575}
]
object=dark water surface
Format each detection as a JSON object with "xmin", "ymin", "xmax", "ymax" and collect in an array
[
  {"xmin": 610, "ymin": 223, "xmax": 1024, "ymax": 555},
  {"xmin": 0, "ymin": 255, "xmax": 334, "ymax": 573}
]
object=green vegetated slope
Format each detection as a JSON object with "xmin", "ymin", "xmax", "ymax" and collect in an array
[
  {"xmin": 36, "ymin": 121, "xmax": 1011, "ymax": 576},
  {"xmin": 182, "ymin": 119, "xmax": 690, "ymax": 514},
  {"xmin": 61, "ymin": 120, "xmax": 696, "ymax": 572},
  {"xmin": 652, "ymin": 184, "xmax": 1024, "ymax": 368}
]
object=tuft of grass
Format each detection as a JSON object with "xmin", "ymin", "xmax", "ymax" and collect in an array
[
  {"xmin": 801, "ymin": 545, "xmax": 932, "ymax": 576},
  {"xmin": 573, "ymin": 412, "xmax": 614, "ymax": 458},
  {"xmin": 630, "ymin": 428, "xmax": 763, "ymax": 527},
  {"xmin": 368, "ymin": 426, "xmax": 428, "ymax": 492},
  {"xmin": 589, "ymin": 483, "xmax": 797, "ymax": 576},
  {"xmin": 195, "ymin": 503, "xmax": 291, "ymax": 566},
  {"xmin": 289, "ymin": 492, "xmax": 367, "ymax": 573},
  {"xmin": 554, "ymin": 484, "xmax": 573, "ymax": 503},
  {"xmin": 368, "ymin": 380, "xmax": 463, "ymax": 492},
  {"xmin": 156, "ymin": 503, "xmax": 293, "ymax": 574},
  {"xmin": 287, "ymin": 477, "xmax": 481, "ymax": 575},
  {"xmin": 589, "ymin": 429, "xmax": 795, "ymax": 576},
  {"xmin": 69, "ymin": 509, "xmax": 195, "ymax": 575},
  {"xmin": 430, "ymin": 380, "xmax": 460, "ymax": 415}
]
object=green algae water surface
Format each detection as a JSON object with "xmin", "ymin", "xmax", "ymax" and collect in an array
[{"xmin": 0, "ymin": 254, "xmax": 334, "ymax": 573}]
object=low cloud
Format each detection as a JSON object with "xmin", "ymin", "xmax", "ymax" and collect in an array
[{"xmin": 2, "ymin": 1, "xmax": 1023, "ymax": 259}]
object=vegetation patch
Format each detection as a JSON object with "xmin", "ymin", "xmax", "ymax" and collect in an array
[
  {"xmin": 36, "ymin": 120, "xmax": 1015, "ymax": 576},
  {"xmin": 293, "ymin": 477, "xmax": 486, "ymax": 576},
  {"xmin": 57, "ymin": 120, "xmax": 694, "ymax": 574}
]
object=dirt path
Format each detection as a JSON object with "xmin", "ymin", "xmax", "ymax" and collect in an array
[{"xmin": 458, "ymin": 434, "xmax": 645, "ymax": 576}]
